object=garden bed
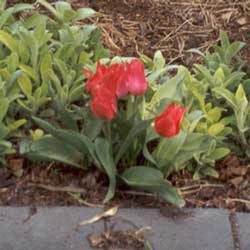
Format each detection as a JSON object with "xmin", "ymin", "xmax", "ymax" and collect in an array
[
  {"xmin": 1, "ymin": 154, "xmax": 250, "ymax": 212},
  {"xmin": 1, "ymin": 0, "xmax": 250, "ymax": 212}
]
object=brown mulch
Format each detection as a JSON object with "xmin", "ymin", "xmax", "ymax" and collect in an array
[
  {"xmin": 9, "ymin": 0, "xmax": 250, "ymax": 64},
  {"xmin": 72, "ymin": 0, "xmax": 250, "ymax": 65},
  {"xmin": 0, "ymin": 154, "xmax": 250, "ymax": 213}
]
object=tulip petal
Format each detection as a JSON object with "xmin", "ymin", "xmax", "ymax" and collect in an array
[
  {"xmin": 82, "ymin": 68, "xmax": 92, "ymax": 79},
  {"xmin": 155, "ymin": 116, "xmax": 177, "ymax": 138},
  {"xmin": 90, "ymin": 88, "xmax": 117, "ymax": 121},
  {"xmin": 127, "ymin": 59, "xmax": 148, "ymax": 96},
  {"xmin": 154, "ymin": 103, "xmax": 187, "ymax": 138}
]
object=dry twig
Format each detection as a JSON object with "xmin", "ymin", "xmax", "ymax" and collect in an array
[{"xmin": 28, "ymin": 183, "xmax": 87, "ymax": 195}]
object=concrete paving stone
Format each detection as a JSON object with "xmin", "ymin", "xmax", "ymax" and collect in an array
[
  {"xmin": 237, "ymin": 212, "xmax": 250, "ymax": 250},
  {"xmin": 0, "ymin": 207, "xmax": 234, "ymax": 250},
  {"xmin": 118, "ymin": 208, "xmax": 233, "ymax": 250}
]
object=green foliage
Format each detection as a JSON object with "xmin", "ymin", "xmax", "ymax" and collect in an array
[
  {"xmin": 95, "ymin": 137, "xmax": 116, "ymax": 203},
  {"xmin": 142, "ymin": 57, "xmax": 231, "ymax": 179},
  {"xmin": 189, "ymin": 31, "xmax": 245, "ymax": 73},
  {"xmin": 0, "ymin": 0, "xmax": 108, "ymax": 165},
  {"xmin": 121, "ymin": 166, "xmax": 185, "ymax": 207},
  {"xmin": 190, "ymin": 31, "xmax": 250, "ymax": 158}
]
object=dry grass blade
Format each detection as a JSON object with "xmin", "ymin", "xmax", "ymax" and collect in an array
[
  {"xmin": 224, "ymin": 198, "xmax": 250, "ymax": 205},
  {"xmin": 78, "ymin": 206, "xmax": 119, "ymax": 226},
  {"xmin": 180, "ymin": 183, "xmax": 225, "ymax": 191},
  {"xmin": 0, "ymin": 188, "xmax": 8, "ymax": 193},
  {"xmin": 134, "ymin": 226, "xmax": 152, "ymax": 236},
  {"xmin": 68, "ymin": 192, "xmax": 104, "ymax": 208},
  {"xmin": 28, "ymin": 182, "xmax": 87, "ymax": 195}
]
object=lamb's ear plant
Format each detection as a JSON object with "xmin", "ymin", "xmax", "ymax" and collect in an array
[
  {"xmin": 37, "ymin": 0, "xmax": 96, "ymax": 25},
  {"xmin": 213, "ymin": 84, "xmax": 250, "ymax": 156},
  {"xmin": 0, "ymin": 0, "xmax": 108, "ymax": 122},
  {"xmin": 0, "ymin": 96, "xmax": 25, "ymax": 164},
  {"xmin": 0, "ymin": 1, "xmax": 34, "ymax": 28},
  {"xmin": 189, "ymin": 31, "xmax": 245, "ymax": 73},
  {"xmin": 189, "ymin": 31, "xmax": 250, "ymax": 159}
]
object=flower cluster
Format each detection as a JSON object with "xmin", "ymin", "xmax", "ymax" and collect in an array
[
  {"xmin": 83, "ymin": 59, "xmax": 148, "ymax": 121},
  {"xmin": 83, "ymin": 60, "xmax": 187, "ymax": 138}
]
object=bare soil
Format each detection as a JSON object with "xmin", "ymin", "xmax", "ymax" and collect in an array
[{"xmin": 1, "ymin": 154, "xmax": 250, "ymax": 213}]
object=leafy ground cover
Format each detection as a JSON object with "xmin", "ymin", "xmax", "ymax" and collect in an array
[{"xmin": 1, "ymin": 0, "xmax": 250, "ymax": 212}]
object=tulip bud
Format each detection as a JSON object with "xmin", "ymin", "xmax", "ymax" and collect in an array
[{"xmin": 154, "ymin": 103, "xmax": 187, "ymax": 138}]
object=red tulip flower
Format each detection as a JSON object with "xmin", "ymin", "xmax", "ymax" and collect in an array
[
  {"xmin": 83, "ymin": 62, "xmax": 107, "ymax": 93},
  {"xmin": 83, "ymin": 62, "xmax": 125, "ymax": 96},
  {"xmin": 154, "ymin": 103, "xmax": 187, "ymax": 138},
  {"xmin": 83, "ymin": 59, "xmax": 148, "ymax": 98},
  {"xmin": 83, "ymin": 59, "xmax": 148, "ymax": 121},
  {"xmin": 116, "ymin": 59, "xmax": 148, "ymax": 98},
  {"xmin": 90, "ymin": 88, "xmax": 117, "ymax": 121}
]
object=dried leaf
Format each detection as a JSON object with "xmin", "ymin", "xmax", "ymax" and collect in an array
[
  {"xmin": 87, "ymin": 234, "xmax": 105, "ymax": 247},
  {"xmin": 230, "ymin": 177, "xmax": 244, "ymax": 188},
  {"xmin": 221, "ymin": 12, "xmax": 233, "ymax": 23},
  {"xmin": 78, "ymin": 206, "xmax": 118, "ymax": 226},
  {"xmin": 9, "ymin": 158, "xmax": 24, "ymax": 177},
  {"xmin": 229, "ymin": 167, "xmax": 247, "ymax": 176},
  {"xmin": 237, "ymin": 17, "xmax": 247, "ymax": 25}
]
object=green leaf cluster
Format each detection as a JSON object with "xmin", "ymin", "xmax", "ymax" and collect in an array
[{"xmin": 0, "ymin": 0, "xmax": 108, "ymax": 163}]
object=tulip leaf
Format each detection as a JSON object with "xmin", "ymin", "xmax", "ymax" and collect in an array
[
  {"xmin": 121, "ymin": 166, "xmax": 185, "ymax": 207},
  {"xmin": 95, "ymin": 137, "xmax": 116, "ymax": 203},
  {"xmin": 154, "ymin": 131, "xmax": 187, "ymax": 167},
  {"xmin": 115, "ymin": 119, "xmax": 153, "ymax": 165},
  {"xmin": 20, "ymin": 136, "xmax": 83, "ymax": 168},
  {"xmin": 84, "ymin": 117, "xmax": 104, "ymax": 141},
  {"xmin": 143, "ymin": 127, "xmax": 159, "ymax": 165},
  {"xmin": 32, "ymin": 117, "xmax": 99, "ymax": 166}
]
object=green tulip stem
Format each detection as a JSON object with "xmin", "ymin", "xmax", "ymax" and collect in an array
[
  {"xmin": 126, "ymin": 95, "xmax": 135, "ymax": 119},
  {"xmin": 106, "ymin": 121, "xmax": 112, "ymax": 146}
]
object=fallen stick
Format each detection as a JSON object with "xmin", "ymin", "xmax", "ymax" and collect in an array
[
  {"xmin": 224, "ymin": 198, "xmax": 250, "ymax": 205},
  {"xmin": 28, "ymin": 183, "xmax": 87, "ymax": 195},
  {"xmin": 78, "ymin": 206, "xmax": 118, "ymax": 227}
]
